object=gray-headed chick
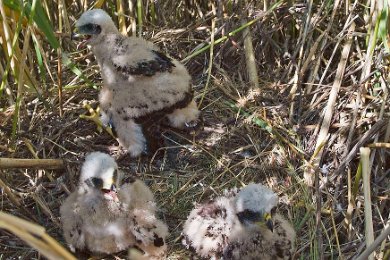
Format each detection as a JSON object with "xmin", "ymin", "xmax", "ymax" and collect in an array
[
  {"xmin": 182, "ymin": 183, "xmax": 296, "ymax": 260},
  {"xmin": 60, "ymin": 152, "xmax": 168, "ymax": 258},
  {"xmin": 73, "ymin": 9, "xmax": 200, "ymax": 157}
]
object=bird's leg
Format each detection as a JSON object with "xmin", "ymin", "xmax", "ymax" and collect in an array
[
  {"xmin": 167, "ymin": 100, "xmax": 202, "ymax": 133},
  {"xmin": 142, "ymin": 124, "xmax": 165, "ymax": 157},
  {"xmin": 79, "ymin": 103, "xmax": 116, "ymax": 139}
]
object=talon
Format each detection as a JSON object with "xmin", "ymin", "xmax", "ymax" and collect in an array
[
  {"xmin": 80, "ymin": 103, "xmax": 116, "ymax": 139},
  {"xmin": 185, "ymin": 120, "xmax": 198, "ymax": 128},
  {"xmin": 185, "ymin": 118, "xmax": 203, "ymax": 132}
]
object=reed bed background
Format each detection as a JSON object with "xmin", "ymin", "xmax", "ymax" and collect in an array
[{"xmin": 0, "ymin": 0, "xmax": 389, "ymax": 259}]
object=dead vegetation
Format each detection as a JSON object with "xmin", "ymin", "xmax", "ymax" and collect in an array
[{"xmin": 0, "ymin": 0, "xmax": 389, "ymax": 259}]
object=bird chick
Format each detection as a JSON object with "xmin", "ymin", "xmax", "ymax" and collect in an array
[
  {"xmin": 182, "ymin": 183, "xmax": 296, "ymax": 260},
  {"xmin": 73, "ymin": 9, "xmax": 200, "ymax": 157},
  {"xmin": 60, "ymin": 152, "xmax": 168, "ymax": 258}
]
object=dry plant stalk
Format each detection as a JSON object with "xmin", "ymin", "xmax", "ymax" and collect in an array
[
  {"xmin": 356, "ymin": 226, "xmax": 390, "ymax": 260},
  {"xmin": 305, "ymin": 22, "xmax": 355, "ymax": 185},
  {"xmin": 360, "ymin": 147, "xmax": 374, "ymax": 260},
  {"xmin": 0, "ymin": 158, "xmax": 64, "ymax": 169},
  {"xmin": 241, "ymin": 18, "xmax": 259, "ymax": 89},
  {"xmin": 0, "ymin": 211, "xmax": 76, "ymax": 260},
  {"xmin": 0, "ymin": 176, "xmax": 21, "ymax": 206}
]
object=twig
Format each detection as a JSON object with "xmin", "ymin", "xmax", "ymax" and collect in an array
[
  {"xmin": 306, "ymin": 21, "xmax": 355, "ymax": 186},
  {"xmin": 360, "ymin": 147, "xmax": 374, "ymax": 260},
  {"xmin": 198, "ymin": 2, "xmax": 216, "ymax": 107},
  {"xmin": 181, "ymin": 0, "xmax": 283, "ymax": 62},
  {"xmin": 0, "ymin": 174, "xmax": 21, "ymax": 206},
  {"xmin": 367, "ymin": 142, "xmax": 390, "ymax": 148},
  {"xmin": 332, "ymin": 119, "xmax": 387, "ymax": 180},
  {"xmin": 0, "ymin": 158, "xmax": 64, "ymax": 169},
  {"xmin": 315, "ymin": 166, "xmax": 323, "ymax": 260},
  {"xmin": 0, "ymin": 211, "xmax": 76, "ymax": 260},
  {"xmin": 355, "ymin": 226, "xmax": 390, "ymax": 260},
  {"xmin": 241, "ymin": 1, "xmax": 259, "ymax": 89}
]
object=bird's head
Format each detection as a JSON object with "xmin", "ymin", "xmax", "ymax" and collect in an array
[
  {"xmin": 72, "ymin": 9, "xmax": 118, "ymax": 47},
  {"xmin": 79, "ymin": 152, "xmax": 122, "ymax": 201},
  {"xmin": 235, "ymin": 183, "xmax": 278, "ymax": 232}
]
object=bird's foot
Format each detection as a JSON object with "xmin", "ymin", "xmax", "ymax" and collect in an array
[
  {"xmin": 79, "ymin": 103, "xmax": 116, "ymax": 139},
  {"xmin": 184, "ymin": 117, "xmax": 204, "ymax": 135}
]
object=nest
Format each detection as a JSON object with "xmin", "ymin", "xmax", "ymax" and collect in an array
[{"xmin": 0, "ymin": 0, "xmax": 389, "ymax": 259}]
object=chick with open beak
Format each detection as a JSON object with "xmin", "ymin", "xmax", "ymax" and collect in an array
[
  {"xmin": 60, "ymin": 152, "xmax": 169, "ymax": 257},
  {"xmin": 81, "ymin": 152, "xmax": 120, "ymax": 202},
  {"xmin": 71, "ymin": 9, "xmax": 114, "ymax": 49}
]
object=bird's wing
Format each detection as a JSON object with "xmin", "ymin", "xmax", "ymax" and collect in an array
[
  {"xmin": 119, "ymin": 179, "xmax": 156, "ymax": 211},
  {"xmin": 107, "ymin": 35, "xmax": 176, "ymax": 78},
  {"xmin": 130, "ymin": 208, "xmax": 168, "ymax": 258},
  {"xmin": 271, "ymin": 214, "xmax": 296, "ymax": 259},
  {"xmin": 182, "ymin": 198, "xmax": 237, "ymax": 258},
  {"xmin": 60, "ymin": 192, "xmax": 86, "ymax": 252}
]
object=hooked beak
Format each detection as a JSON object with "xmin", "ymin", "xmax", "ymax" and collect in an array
[
  {"xmin": 71, "ymin": 32, "xmax": 82, "ymax": 41},
  {"xmin": 256, "ymin": 212, "xmax": 274, "ymax": 232},
  {"xmin": 101, "ymin": 183, "xmax": 118, "ymax": 201},
  {"xmin": 266, "ymin": 218, "xmax": 274, "ymax": 232},
  {"xmin": 71, "ymin": 27, "xmax": 80, "ymax": 41},
  {"xmin": 71, "ymin": 28, "xmax": 90, "ymax": 49},
  {"xmin": 102, "ymin": 179, "xmax": 116, "ymax": 191},
  {"xmin": 264, "ymin": 212, "xmax": 273, "ymax": 232}
]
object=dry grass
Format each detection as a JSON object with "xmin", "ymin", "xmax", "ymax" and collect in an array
[{"xmin": 0, "ymin": 0, "xmax": 389, "ymax": 259}]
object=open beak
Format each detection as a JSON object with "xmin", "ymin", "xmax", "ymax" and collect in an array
[
  {"xmin": 101, "ymin": 182, "xmax": 118, "ymax": 201},
  {"xmin": 71, "ymin": 27, "xmax": 80, "ymax": 41},
  {"xmin": 71, "ymin": 32, "xmax": 81, "ymax": 41},
  {"xmin": 71, "ymin": 28, "xmax": 90, "ymax": 49}
]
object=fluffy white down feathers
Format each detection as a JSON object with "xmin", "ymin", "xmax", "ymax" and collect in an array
[
  {"xmin": 60, "ymin": 152, "xmax": 168, "ymax": 257},
  {"xmin": 182, "ymin": 183, "xmax": 296, "ymax": 259},
  {"xmin": 75, "ymin": 9, "xmax": 200, "ymax": 157}
]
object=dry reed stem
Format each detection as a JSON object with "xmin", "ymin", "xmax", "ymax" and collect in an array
[
  {"xmin": 360, "ymin": 147, "xmax": 374, "ymax": 260},
  {"xmin": 198, "ymin": 2, "xmax": 216, "ymax": 107},
  {"xmin": 332, "ymin": 119, "xmax": 387, "ymax": 180},
  {"xmin": 241, "ymin": 4, "xmax": 259, "ymax": 90},
  {"xmin": 305, "ymin": 22, "xmax": 355, "ymax": 186},
  {"xmin": 0, "ymin": 211, "xmax": 76, "ymax": 260},
  {"xmin": 117, "ymin": 0, "xmax": 127, "ymax": 34},
  {"xmin": 356, "ymin": 225, "xmax": 390, "ymax": 260},
  {"xmin": 0, "ymin": 158, "xmax": 64, "ymax": 169},
  {"xmin": 0, "ymin": 174, "xmax": 21, "ymax": 206}
]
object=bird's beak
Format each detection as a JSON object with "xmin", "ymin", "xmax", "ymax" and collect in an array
[
  {"xmin": 71, "ymin": 27, "xmax": 80, "ymax": 41},
  {"xmin": 101, "ymin": 180, "xmax": 118, "ymax": 201},
  {"xmin": 264, "ymin": 212, "xmax": 274, "ymax": 232},
  {"xmin": 256, "ymin": 212, "xmax": 274, "ymax": 232},
  {"xmin": 71, "ymin": 27, "xmax": 90, "ymax": 49},
  {"xmin": 102, "ymin": 179, "xmax": 115, "ymax": 191}
]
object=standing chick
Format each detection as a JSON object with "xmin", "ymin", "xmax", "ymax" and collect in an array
[
  {"xmin": 60, "ymin": 152, "xmax": 168, "ymax": 258},
  {"xmin": 73, "ymin": 9, "xmax": 200, "ymax": 157},
  {"xmin": 182, "ymin": 183, "xmax": 296, "ymax": 260}
]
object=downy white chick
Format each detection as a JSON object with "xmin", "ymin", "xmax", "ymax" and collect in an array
[
  {"xmin": 60, "ymin": 152, "xmax": 168, "ymax": 258},
  {"xmin": 73, "ymin": 9, "xmax": 200, "ymax": 157},
  {"xmin": 182, "ymin": 183, "xmax": 296, "ymax": 260}
]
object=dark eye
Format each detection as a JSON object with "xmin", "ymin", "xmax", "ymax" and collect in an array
[
  {"xmin": 271, "ymin": 207, "xmax": 277, "ymax": 215},
  {"xmin": 81, "ymin": 23, "xmax": 102, "ymax": 34},
  {"xmin": 91, "ymin": 177, "xmax": 103, "ymax": 188},
  {"xmin": 237, "ymin": 210, "xmax": 260, "ymax": 223}
]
